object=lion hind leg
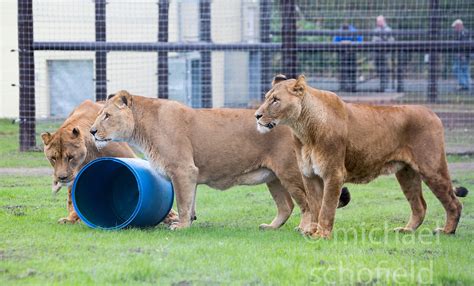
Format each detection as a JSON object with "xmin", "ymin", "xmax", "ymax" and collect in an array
[
  {"xmin": 421, "ymin": 170, "xmax": 462, "ymax": 234},
  {"xmin": 259, "ymin": 179, "xmax": 294, "ymax": 230},
  {"xmin": 414, "ymin": 154, "xmax": 462, "ymax": 234},
  {"xmin": 394, "ymin": 165, "xmax": 426, "ymax": 232}
]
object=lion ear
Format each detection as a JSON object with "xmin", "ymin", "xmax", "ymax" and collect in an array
[
  {"xmin": 41, "ymin": 132, "xmax": 53, "ymax": 145},
  {"xmin": 292, "ymin": 75, "xmax": 306, "ymax": 96},
  {"xmin": 113, "ymin": 90, "xmax": 132, "ymax": 109},
  {"xmin": 272, "ymin": 74, "xmax": 288, "ymax": 86},
  {"xmin": 72, "ymin": 127, "xmax": 80, "ymax": 138}
]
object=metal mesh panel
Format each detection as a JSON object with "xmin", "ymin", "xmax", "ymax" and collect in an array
[{"xmin": 13, "ymin": 0, "xmax": 474, "ymax": 152}]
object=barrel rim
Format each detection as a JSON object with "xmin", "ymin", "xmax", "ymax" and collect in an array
[{"xmin": 72, "ymin": 157, "xmax": 143, "ymax": 230}]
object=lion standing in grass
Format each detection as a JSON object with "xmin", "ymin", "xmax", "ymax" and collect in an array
[
  {"xmin": 41, "ymin": 100, "xmax": 179, "ymax": 224},
  {"xmin": 255, "ymin": 75, "xmax": 466, "ymax": 239},
  {"xmin": 89, "ymin": 91, "xmax": 351, "ymax": 231}
]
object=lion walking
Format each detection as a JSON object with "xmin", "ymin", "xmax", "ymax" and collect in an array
[{"xmin": 255, "ymin": 75, "xmax": 465, "ymax": 239}]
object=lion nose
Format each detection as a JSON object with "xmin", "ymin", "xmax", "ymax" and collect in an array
[
  {"xmin": 58, "ymin": 175, "xmax": 68, "ymax": 181},
  {"xmin": 255, "ymin": 113, "xmax": 263, "ymax": 120},
  {"xmin": 90, "ymin": 128, "xmax": 97, "ymax": 136}
]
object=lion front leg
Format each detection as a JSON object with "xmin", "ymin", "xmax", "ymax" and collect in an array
[
  {"xmin": 168, "ymin": 166, "xmax": 198, "ymax": 230},
  {"xmin": 58, "ymin": 186, "xmax": 80, "ymax": 224},
  {"xmin": 301, "ymin": 175, "xmax": 324, "ymax": 235},
  {"xmin": 312, "ymin": 172, "xmax": 345, "ymax": 239}
]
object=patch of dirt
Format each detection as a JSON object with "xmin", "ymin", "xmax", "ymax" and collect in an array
[
  {"xmin": 0, "ymin": 167, "xmax": 51, "ymax": 176},
  {"xmin": 448, "ymin": 162, "xmax": 474, "ymax": 172},
  {"xmin": 0, "ymin": 162, "xmax": 472, "ymax": 177}
]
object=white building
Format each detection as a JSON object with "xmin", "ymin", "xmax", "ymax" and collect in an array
[{"xmin": 0, "ymin": 0, "xmax": 262, "ymax": 118}]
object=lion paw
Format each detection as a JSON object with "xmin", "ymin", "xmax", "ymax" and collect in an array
[
  {"xmin": 432, "ymin": 227, "xmax": 455, "ymax": 235},
  {"xmin": 393, "ymin": 227, "xmax": 415, "ymax": 233},
  {"xmin": 259, "ymin": 223, "xmax": 278, "ymax": 230},
  {"xmin": 57, "ymin": 217, "xmax": 79, "ymax": 224},
  {"xmin": 294, "ymin": 226, "xmax": 304, "ymax": 233},
  {"xmin": 308, "ymin": 227, "xmax": 332, "ymax": 239},
  {"xmin": 162, "ymin": 210, "xmax": 180, "ymax": 226},
  {"xmin": 298, "ymin": 223, "xmax": 317, "ymax": 236},
  {"xmin": 310, "ymin": 230, "xmax": 331, "ymax": 240},
  {"xmin": 169, "ymin": 222, "xmax": 190, "ymax": 231}
]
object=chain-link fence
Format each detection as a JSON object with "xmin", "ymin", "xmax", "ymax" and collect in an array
[{"xmin": 16, "ymin": 0, "xmax": 474, "ymax": 153}]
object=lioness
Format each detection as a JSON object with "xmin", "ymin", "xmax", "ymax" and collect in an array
[
  {"xmin": 255, "ymin": 74, "xmax": 466, "ymax": 238},
  {"xmin": 41, "ymin": 100, "xmax": 180, "ymax": 224},
  {"xmin": 89, "ymin": 91, "xmax": 350, "ymax": 231}
]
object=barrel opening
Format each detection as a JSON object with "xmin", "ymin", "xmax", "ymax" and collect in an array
[{"xmin": 74, "ymin": 160, "xmax": 140, "ymax": 229}]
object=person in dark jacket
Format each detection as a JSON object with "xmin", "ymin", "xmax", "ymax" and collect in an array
[{"xmin": 334, "ymin": 23, "xmax": 363, "ymax": 92}]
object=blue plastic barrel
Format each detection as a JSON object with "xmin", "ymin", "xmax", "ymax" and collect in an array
[{"xmin": 72, "ymin": 157, "xmax": 174, "ymax": 230}]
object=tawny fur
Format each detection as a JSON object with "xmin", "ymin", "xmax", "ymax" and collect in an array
[
  {"xmin": 90, "ymin": 91, "xmax": 350, "ymax": 231},
  {"xmin": 255, "ymin": 75, "xmax": 464, "ymax": 239},
  {"xmin": 41, "ymin": 100, "xmax": 179, "ymax": 225}
]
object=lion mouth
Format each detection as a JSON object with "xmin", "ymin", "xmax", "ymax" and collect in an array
[
  {"xmin": 94, "ymin": 137, "xmax": 111, "ymax": 142},
  {"xmin": 256, "ymin": 121, "xmax": 278, "ymax": 134},
  {"xmin": 257, "ymin": 121, "xmax": 276, "ymax": 129}
]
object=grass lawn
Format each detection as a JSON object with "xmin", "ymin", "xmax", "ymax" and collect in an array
[{"xmin": 1, "ymin": 120, "xmax": 473, "ymax": 285}]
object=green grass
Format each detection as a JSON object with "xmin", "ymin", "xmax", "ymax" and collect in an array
[
  {"xmin": 0, "ymin": 119, "xmax": 60, "ymax": 168},
  {"xmin": 1, "ymin": 119, "xmax": 473, "ymax": 285},
  {"xmin": 0, "ymin": 172, "xmax": 473, "ymax": 285}
]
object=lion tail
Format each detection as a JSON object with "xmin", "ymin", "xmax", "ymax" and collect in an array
[
  {"xmin": 337, "ymin": 187, "xmax": 351, "ymax": 208},
  {"xmin": 454, "ymin": 186, "xmax": 469, "ymax": 198}
]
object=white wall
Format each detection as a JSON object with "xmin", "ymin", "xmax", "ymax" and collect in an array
[
  {"xmin": 0, "ymin": 0, "xmax": 257, "ymax": 118},
  {"xmin": 0, "ymin": 0, "xmax": 19, "ymax": 118}
]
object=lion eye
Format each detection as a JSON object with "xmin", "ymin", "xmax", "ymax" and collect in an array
[
  {"xmin": 50, "ymin": 157, "xmax": 56, "ymax": 164},
  {"xmin": 104, "ymin": 113, "xmax": 111, "ymax": 119},
  {"xmin": 67, "ymin": 156, "xmax": 74, "ymax": 162},
  {"xmin": 272, "ymin": 97, "xmax": 279, "ymax": 104}
]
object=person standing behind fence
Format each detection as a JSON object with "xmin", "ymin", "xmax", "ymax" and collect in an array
[
  {"xmin": 372, "ymin": 15, "xmax": 394, "ymax": 92},
  {"xmin": 452, "ymin": 19, "xmax": 471, "ymax": 91},
  {"xmin": 333, "ymin": 23, "xmax": 363, "ymax": 92}
]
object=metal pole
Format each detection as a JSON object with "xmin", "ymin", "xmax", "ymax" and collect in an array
[
  {"xmin": 95, "ymin": 0, "xmax": 107, "ymax": 101},
  {"xmin": 260, "ymin": 0, "xmax": 271, "ymax": 100},
  {"xmin": 18, "ymin": 0, "xmax": 36, "ymax": 151},
  {"xmin": 158, "ymin": 0, "xmax": 169, "ymax": 99},
  {"xmin": 199, "ymin": 0, "xmax": 212, "ymax": 108},
  {"xmin": 428, "ymin": 0, "xmax": 440, "ymax": 102},
  {"xmin": 280, "ymin": 0, "xmax": 297, "ymax": 79}
]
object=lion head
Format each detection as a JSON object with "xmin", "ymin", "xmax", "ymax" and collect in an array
[
  {"xmin": 255, "ymin": 74, "xmax": 307, "ymax": 133},
  {"xmin": 90, "ymin": 90, "xmax": 135, "ymax": 149},
  {"xmin": 41, "ymin": 127, "xmax": 88, "ymax": 193}
]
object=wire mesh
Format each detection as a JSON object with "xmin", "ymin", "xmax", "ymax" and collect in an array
[{"xmin": 15, "ymin": 0, "xmax": 474, "ymax": 153}]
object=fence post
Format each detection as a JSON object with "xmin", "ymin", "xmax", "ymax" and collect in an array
[
  {"xmin": 428, "ymin": 0, "xmax": 440, "ymax": 102},
  {"xmin": 18, "ymin": 0, "xmax": 36, "ymax": 151},
  {"xmin": 199, "ymin": 0, "xmax": 212, "ymax": 108},
  {"xmin": 260, "ymin": 0, "xmax": 271, "ymax": 100},
  {"xmin": 280, "ymin": 0, "xmax": 297, "ymax": 79},
  {"xmin": 158, "ymin": 0, "xmax": 169, "ymax": 99},
  {"xmin": 156, "ymin": 0, "xmax": 170, "ymax": 98},
  {"xmin": 95, "ymin": 0, "xmax": 107, "ymax": 101}
]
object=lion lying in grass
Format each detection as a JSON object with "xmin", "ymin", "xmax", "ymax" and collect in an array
[
  {"xmin": 89, "ymin": 91, "xmax": 351, "ymax": 231},
  {"xmin": 255, "ymin": 74, "xmax": 467, "ymax": 239},
  {"xmin": 42, "ymin": 100, "xmax": 178, "ymax": 224}
]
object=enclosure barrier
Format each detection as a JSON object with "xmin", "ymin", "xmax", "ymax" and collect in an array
[{"xmin": 17, "ymin": 0, "xmax": 474, "ymax": 151}]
